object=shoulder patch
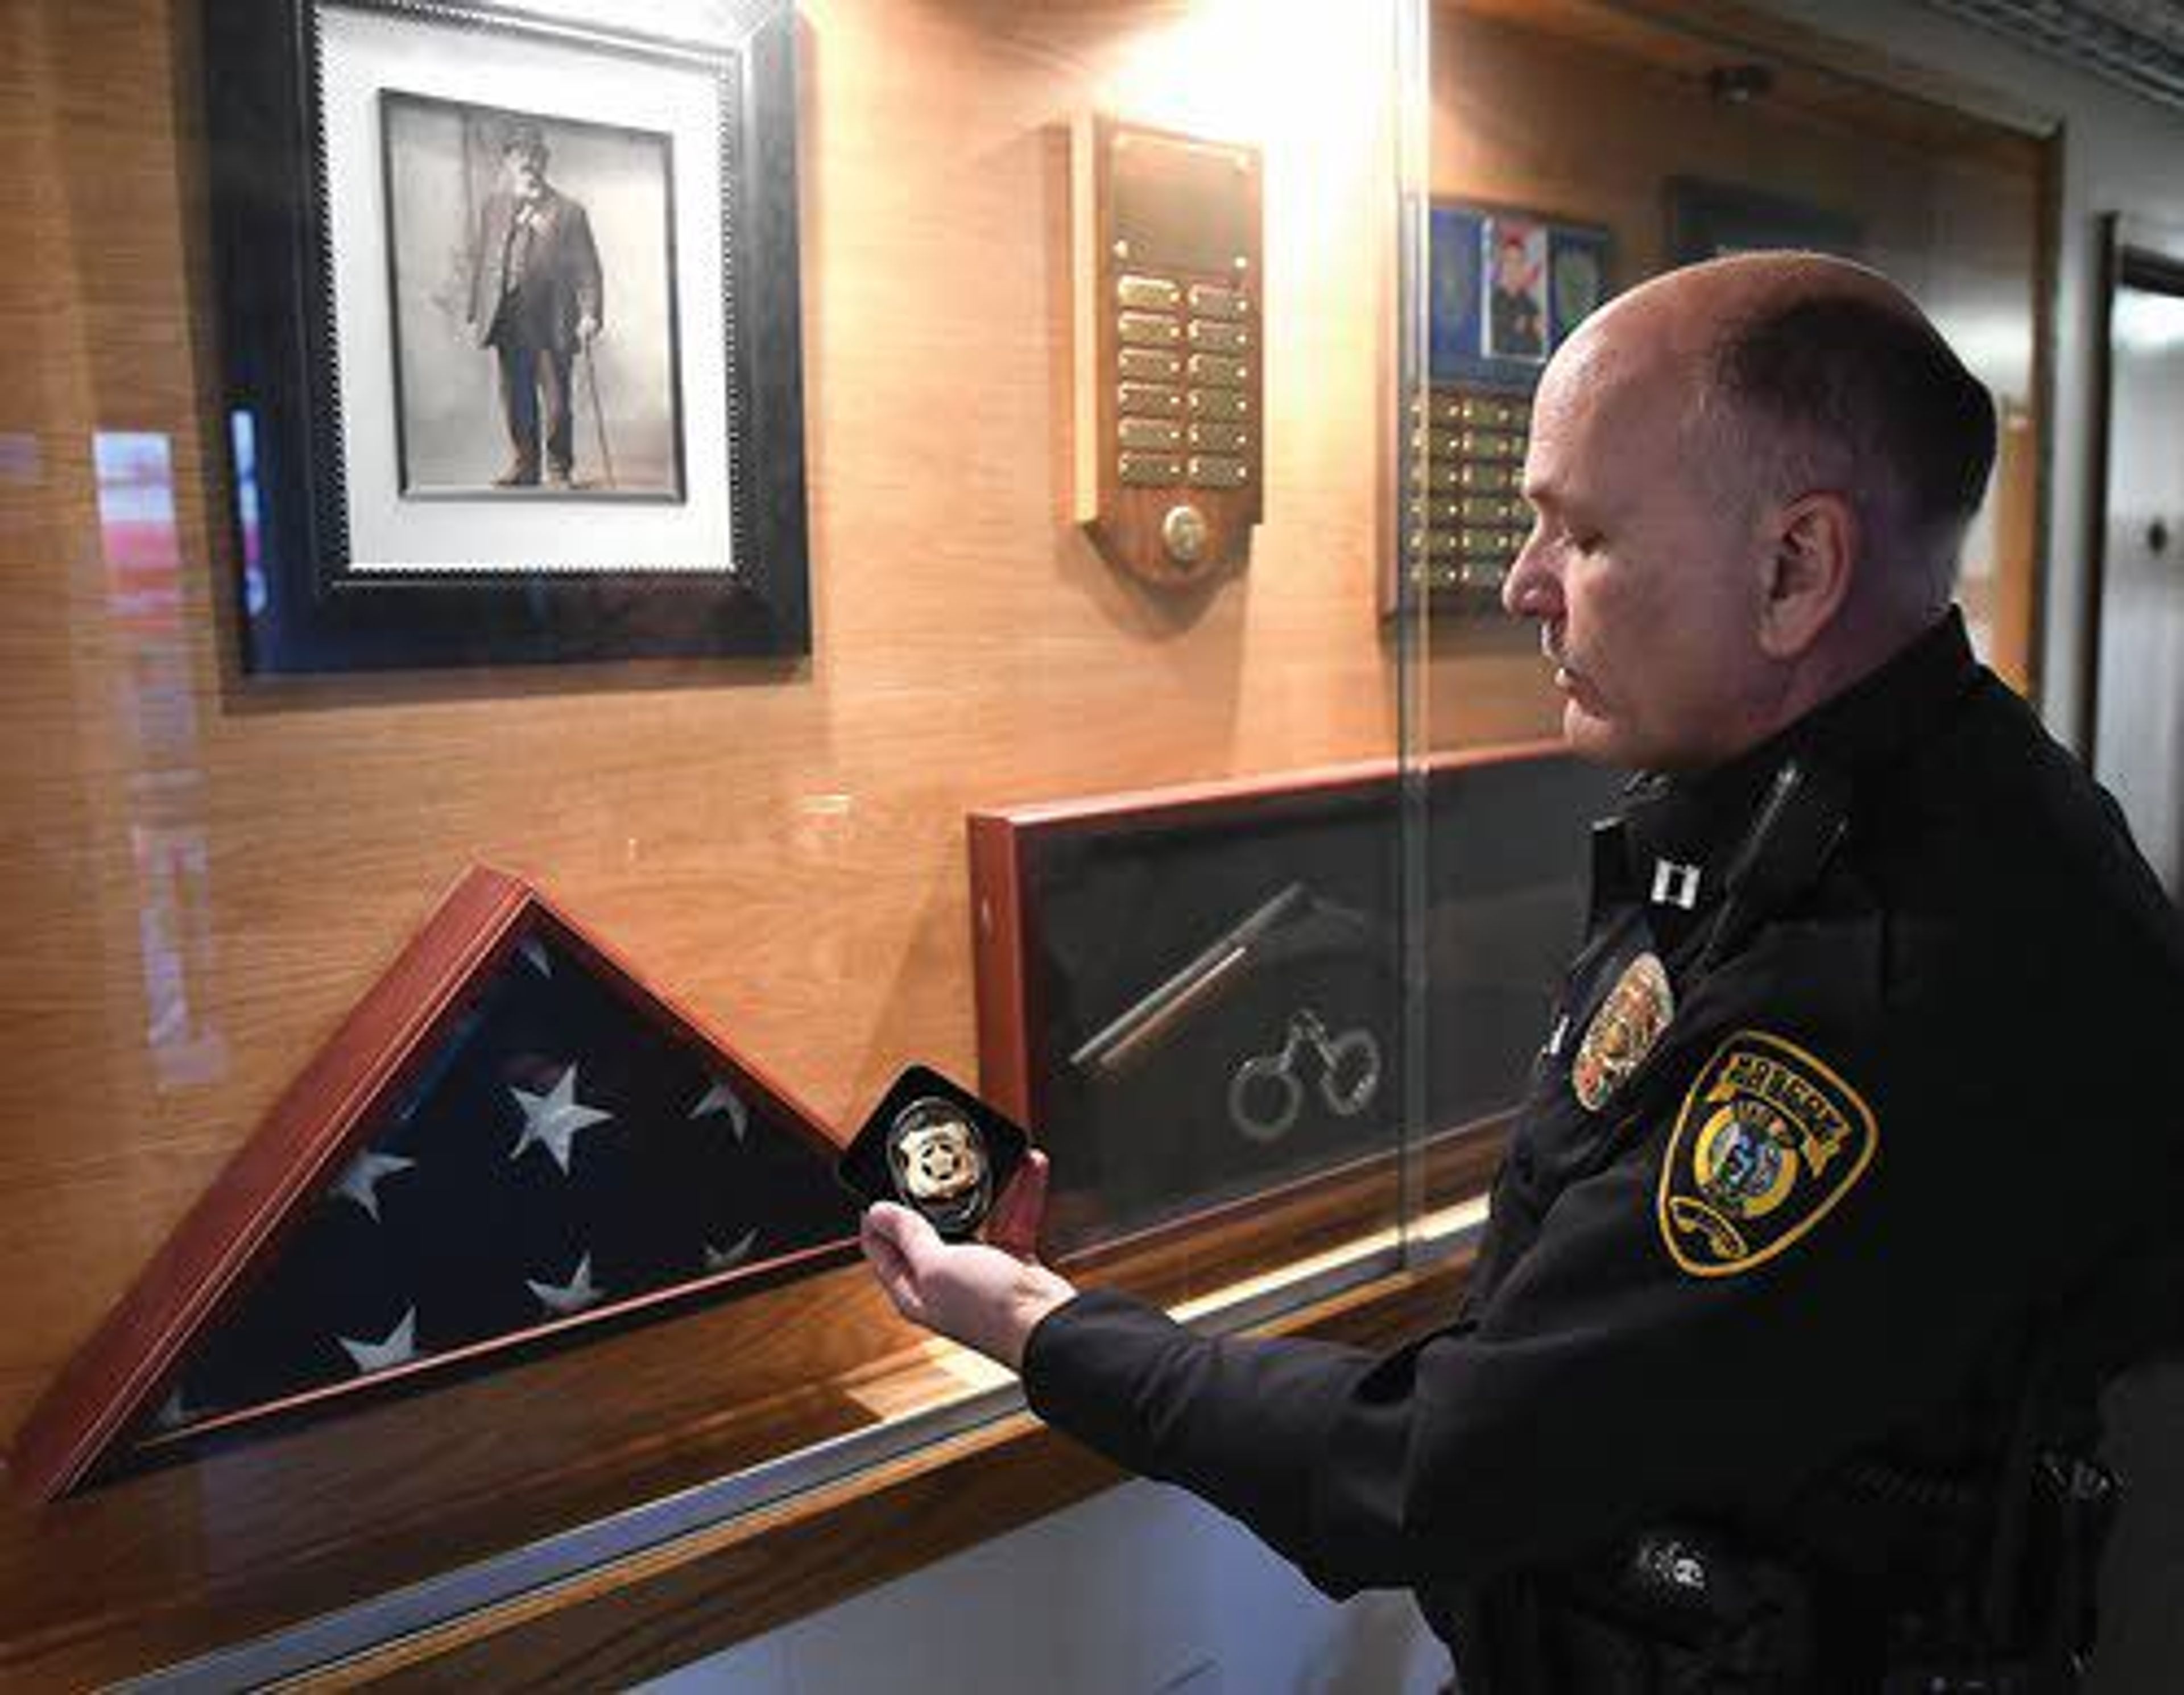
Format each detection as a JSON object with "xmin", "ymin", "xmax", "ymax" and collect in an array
[{"xmin": 1655, "ymin": 1030, "xmax": 1877, "ymax": 1278}]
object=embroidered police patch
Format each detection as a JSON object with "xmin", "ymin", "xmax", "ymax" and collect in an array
[
  {"xmin": 1572, "ymin": 952, "xmax": 1674, "ymax": 1112},
  {"xmin": 1656, "ymin": 1031, "xmax": 1877, "ymax": 1277}
]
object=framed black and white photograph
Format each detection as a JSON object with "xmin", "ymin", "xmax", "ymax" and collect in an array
[
  {"xmin": 202, "ymin": 0, "xmax": 808, "ymax": 672},
  {"xmin": 380, "ymin": 93, "xmax": 685, "ymax": 502}
]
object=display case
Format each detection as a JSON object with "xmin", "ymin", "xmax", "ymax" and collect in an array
[
  {"xmin": 0, "ymin": 0, "xmax": 2057, "ymax": 1682},
  {"xmin": 969, "ymin": 747, "xmax": 1617, "ymax": 1264},
  {"xmin": 0, "ymin": 0, "xmax": 1462, "ymax": 1680}
]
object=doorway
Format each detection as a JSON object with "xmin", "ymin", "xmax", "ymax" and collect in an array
[{"xmin": 2090, "ymin": 218, "xmax": 2184, "ymax": 899}]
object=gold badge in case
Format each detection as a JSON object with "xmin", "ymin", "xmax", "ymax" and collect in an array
[{"xmin": 1571, "ymin": 950, "xmax": 1674, "ymax": 1111}]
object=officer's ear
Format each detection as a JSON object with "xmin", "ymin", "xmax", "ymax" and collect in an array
[{"xmin": 1756, "ymin": 490, "xmax": 1856, "ymax": 660}]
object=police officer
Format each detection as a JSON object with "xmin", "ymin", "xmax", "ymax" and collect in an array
[{"xmin": 861, "ymin": 254, "xmax": 2184, "ymax": 1690}]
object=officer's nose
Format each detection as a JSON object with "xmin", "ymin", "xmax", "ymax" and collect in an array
[{"xmin": 1502, "ymin": 522, "xmax": 1562, "ymax": 622}]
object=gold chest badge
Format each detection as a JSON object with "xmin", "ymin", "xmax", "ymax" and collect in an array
[
  {"xmin": 1571, "ymin": 952, "xmax": 1674, "ymax": 1111},
  {"xmin": 1656, "ymin": 1030, "xmax": 1878, "ymax": 1278}
]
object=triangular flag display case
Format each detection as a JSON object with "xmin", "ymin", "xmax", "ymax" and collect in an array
[{"xmin": 11, "ymin": 867, "xmax": 858, "ymax": 1500}]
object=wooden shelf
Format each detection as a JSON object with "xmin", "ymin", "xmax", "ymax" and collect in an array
[{"xmin": 297, "ymin": 1241, "xmax": 1479, "ymax": 1692}]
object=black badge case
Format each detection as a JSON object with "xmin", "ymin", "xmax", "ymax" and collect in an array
[{"xmin": 838, "ymin": 1065, "xmax": 1032, "ymax": 1241}]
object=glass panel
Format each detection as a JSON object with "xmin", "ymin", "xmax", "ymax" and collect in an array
[{"xmin": 0, "ymin": 0, "xmax": 1429, "ymax": 1676}]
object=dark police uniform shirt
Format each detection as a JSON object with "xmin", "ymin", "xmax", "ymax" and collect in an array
[{"xmin": 1021, "ymin": 611, "xmax": 2184, "ymax": 1682}]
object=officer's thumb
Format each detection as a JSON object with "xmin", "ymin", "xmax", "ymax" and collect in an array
[{"xmin": 861, "ymin": 1201, "xmax": 943, "ymax": 1325}]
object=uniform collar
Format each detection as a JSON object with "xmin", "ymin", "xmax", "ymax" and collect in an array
[{"xmin": 1604, "ymin": 609, "xmax": 1980, "ymax": 922}]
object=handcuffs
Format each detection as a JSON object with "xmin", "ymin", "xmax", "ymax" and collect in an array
[{"xmin": 1226, "ymin": 1010, "xmax": 1383, "ymax": 1143}]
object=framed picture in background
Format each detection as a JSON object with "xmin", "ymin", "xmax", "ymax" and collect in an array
[
  {"xmin": 202, "ymin": 0, "xmax": 809, "ymax": 672},
  {"xmin": 1400, "ymin": 201, "xmax": 1608, "ymax": 612},
  {"xmin": 1425, "ymin": 201, "xmax": 1611, "ymax": 386}
]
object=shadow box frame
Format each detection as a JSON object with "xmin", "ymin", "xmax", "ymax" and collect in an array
[
  {"xmin": 9, "ymin": 866, "xmax": 857, "ymax": 1502},
  {"xmin": 203, "ymin": 0, "xmax": 812, "ymax": 673},
  {"xmin": 968, "ymin": 743, "xmax": 1620, "ymax": 1282}
]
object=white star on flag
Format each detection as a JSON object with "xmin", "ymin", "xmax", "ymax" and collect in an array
[
  {"xmin": 338, "ymin": 1308, "xmax": 419, "ymax": 1375},
  {"xmin": 519, "ymin": 936, "xmax": 552, "ymax": 977},
  {"xmin": 330, "ymin": 1150, "xmax": 417, "ymax": 1222},
  {"xmin": 150, "ymin": 1384, "xmax": 199, "ymax": 1433},
  {"xmin": 702, "ymin": 1229, "xmax": 758, "ymax": 1273},
  {"xmin": 509, "ymin": 1063, "xmax": 614, "ymax": 1173},
  {"xmin": 689, "ymin": 1077, "xmax": 748, "ymax": 1142},
  {"xmin": 527, "ymin": 1252, "xmax": 603, "ymax": 1316}
]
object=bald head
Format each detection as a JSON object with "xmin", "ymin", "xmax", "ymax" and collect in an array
[
  {"xmin": 1569, "ymin": 254, "xmax": 1997, "ymax": 627},
  {"xmin": 1507, "ymin": 256, "xmax": 1995, "ymax": 770}
]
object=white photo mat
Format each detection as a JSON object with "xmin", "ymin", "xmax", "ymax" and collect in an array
[{"xmin": 318, "ymin": 2, "xmax": 737, "ymax": 574}]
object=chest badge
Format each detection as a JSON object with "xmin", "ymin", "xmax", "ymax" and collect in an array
[
  {"xmin": 1656, "ymin": 1030, "xmax": 1878, "ymax": 1278},
  {"xmin": 1571, "ymin": 951, "xmax": 1674, "ymax": 1112}
]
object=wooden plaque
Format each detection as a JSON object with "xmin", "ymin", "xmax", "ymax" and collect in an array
[{"xmin": 1073, "ymin": 113, "xmax": 1265, "ymax": 585}]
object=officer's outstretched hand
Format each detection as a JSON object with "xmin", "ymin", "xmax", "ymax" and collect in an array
[{"xmin": 860, "ymin": 1151, "xmax": 1077, "ymax": 1371}]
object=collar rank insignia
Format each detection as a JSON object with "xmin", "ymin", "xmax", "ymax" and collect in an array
[
  {"xmin": 1571, "ymin": 952, "xmax": 1674, "ymax": 1112},
  {"xmin": 1656, "ymin": 1030, "xmax": 1877, "ymax": 1278}
]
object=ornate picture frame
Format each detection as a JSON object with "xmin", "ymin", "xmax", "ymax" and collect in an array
[{"xmin": 203, "ymin": 0, "xmax": 809, "ymax": 672}]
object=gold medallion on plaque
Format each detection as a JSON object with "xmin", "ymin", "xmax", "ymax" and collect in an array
[{"xmin": 1571, "ymin": 952, "xmax": 1674, "ymax": 1111}]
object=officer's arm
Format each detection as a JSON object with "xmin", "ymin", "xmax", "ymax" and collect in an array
[{"xmin": 1025, "ymin": 981, "xmax": 2078, "ymax": 1597}]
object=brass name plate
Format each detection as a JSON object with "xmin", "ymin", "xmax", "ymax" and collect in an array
[
  {"xmin": 1424, "ymin": 428, "xmax": 1525, "ymax": 461},
  {"xmin": 1187, "ymin": 352, "xmax": 1248, "ymax": 388},
  {"xmin": 1461, "ymin": 495, "xmax": 1530, "ymax": 525},
  {"xmin": 1119, "ymin": 417, "xmax": 1184, "ymax": 451},
  {"xmin": 1118, "ymin": 348, "xmax": 1184, "ymax": 382},
  {"xmin": 1119, "ymin": 382, "xmax": 1185, "ymax": 418},
  {"xmin": 1188, "ymin": 388, "xmax": 1250, "ymax": 421},
  {"xmin": 1188, "ymin": 421, "xmax": 1250, "ymax": 453},
  {"xmin": 1116, "ymin": 274, "xmax": 1182, "ymax": 311},
  {"xmin": 1188, "ymin": 283, "xmax": 1247, "ymax": 319},
  {"xmin": 1188, "ymin": 453, "xmax": 1248, "ymax": 489},
  {"xmin": 1461, "ymin": 559, "xmax": 1511, "ymax": 589},
  {"xmin": 1455, "ymin": 462, "xmax": 1519, "ymax": 491},
  {"xmin": 1119, "ymin": 311, "xmax": 1184, "ymax": 347},
  {"xmin": 1187, "ymin": 319, "xmax": 1251, "ymax": 353},
  {"xmin": 1119, "ymin": 451, "xmax": 1185, "ymax": 485},
  {"xmin": 1432, "ymin": 393, "xmax": 1527, "ymax": 430}
]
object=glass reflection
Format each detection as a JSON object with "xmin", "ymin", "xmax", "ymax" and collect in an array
[{"xmin": 93, "ymin": 429, "xmax": 226, "ymax": 1089}]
